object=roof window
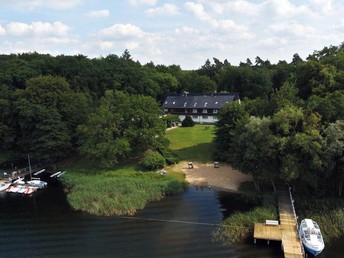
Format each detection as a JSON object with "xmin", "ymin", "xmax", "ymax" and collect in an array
[
  {"xmin": 193, "ymin": 103, "xmax": 197, "ymax": 107},
  {"xmin": 215, "ymin": 101, "xmax": 218, "ymax": 104},
  {"xmin": 184, "ymin": 102, "xmax": 187, "ymax": 107},
  {"xmin": 173, "ymin": 101, "xmax": 176, "ymax": 104}
]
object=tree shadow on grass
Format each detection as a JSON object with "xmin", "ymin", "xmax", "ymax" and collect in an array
[{"xmin": 175, "ymin": 142, "xmax": 215, "ymax": 163}]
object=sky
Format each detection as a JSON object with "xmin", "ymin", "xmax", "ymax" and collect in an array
[{"xmin": 0, "ymin": 0, "xmax": 343, "ymax": 70}]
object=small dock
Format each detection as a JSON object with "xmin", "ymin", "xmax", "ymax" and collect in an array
[
  {"xmin": 1, "ymin": 164, "xmax": 44, "ymax": 181},
  {"xmin": 254, "ymin": 186, "xmax": 304, "ymax": 258}
]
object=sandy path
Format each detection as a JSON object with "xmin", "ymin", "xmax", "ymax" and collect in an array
[{"xmin": 170, "ymin": 161, "xmax": 252, "ymax": 193}]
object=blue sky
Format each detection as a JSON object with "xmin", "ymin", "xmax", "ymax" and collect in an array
[{"xmin": 0, "ymin": 0, "xmax": 343, "ymax": 69}]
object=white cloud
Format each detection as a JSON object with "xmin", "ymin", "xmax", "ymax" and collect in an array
[
  {"xmin": 97, "ymin": 24, "xmax": 144, "ymax": 40},
  {"xmin": 175, "ymin": 26, "xmax": 199, "ymax": 35},
  {"xmin": 85, "ymin": 10, "xmax": 110, "ymax": 18},
  {"xmin": 6, "ymin": 22, "xmax": 31, "ymax": 36},
  {"xmin": 126, "ymin": 0, "xmax": 157, "ymax": 6},
  {"xmin": 0, "ymin": 25, "xmax": 6, "ymax": 36},
  {"xmin": 6, "ymin": 21, "xmax": 70, "ymax": 37},
  {"xmin": 268, "ymin": 21, "xmax": 316, "ymax": 37},
  {"xmin": 145, "ymin": 4, "xmax": 180, "ymax": 16},
  {"xmin": 309, "ymin": 0, "xmax": 334, "ymax": 15},
  {"xmin": 184, "ymin": 2, "xmax": 254, "ymax": 38},
  {"xmin": 259, "ymin": 37, "xmax": 288, "ymax": 47},
  {"xmin": 331, "ymin": 18, "xmax": 344, "ymax": 32},
  {"xmin": 0, "ymin": 0, "xmax": 83, "ymax": 10},
  {"xmin": 208, "ymin": 0, "xmax": 263, "ymax": 16},
  {"xmin": 266, "ymin": 0, "xmax": 311, "ymax": 18}
]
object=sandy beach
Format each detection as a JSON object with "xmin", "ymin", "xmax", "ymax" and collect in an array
[{"xmin": 170, "ymin": 161, "xmax": 252, "ymax": 193}]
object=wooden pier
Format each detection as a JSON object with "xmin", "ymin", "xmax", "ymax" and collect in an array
[{"xmin": 254, "ymin": 186, "xmax": 304, "ymax": 258}]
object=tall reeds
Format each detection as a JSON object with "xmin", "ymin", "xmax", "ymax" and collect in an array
[{"xmin": 61, "ymin": 168, "xmax": 185, "ymax": 216}]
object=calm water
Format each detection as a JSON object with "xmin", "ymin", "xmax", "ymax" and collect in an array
[{"xmin": 0, "ymin": 176, "xmax": 341, "ymax": 258}]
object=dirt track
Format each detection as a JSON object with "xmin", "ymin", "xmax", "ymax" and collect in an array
[{"xmin": 170, "ymin": 161, "xmax": 252, "ymax": 193}]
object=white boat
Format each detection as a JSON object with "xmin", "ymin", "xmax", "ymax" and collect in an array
[
  {"xmin": 299, "ymin": 219, "xmax": 325, "ymax": 256},
  {"xmin": 24, "ymin": 186, "xmax": 38, "ymax": 195},
  {"xmin": 27, "ymin": 178, "xmax": 47, "ymax": 189},
  {"xmin": 17, "ymin": 185, "xmax": 28, "ymax": 194},
  {"xmin": 0, "ymin": 181, "xmax": 11, "ymax": 192},
  {"xmin": 13, "ymin": 176, "xmax": 25, "ymax": 185},
  {"xmin": 50, "ymin": 171, "xmax": 61, "ymax": 178},
  {"xmin": 33, "ymin": 169, "xmax": 45, "ymax": 176},
  {"xmin": 7, "ymin": 184, "xmax": 21, "ymax": 193},
  {"xmin": 57, "ymin": 171, "xmax": 66, "ymax": 177}
]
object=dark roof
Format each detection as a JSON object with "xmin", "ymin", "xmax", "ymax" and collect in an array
[{"xmin": 162, "ymin": 93, "xmax": 239, "ymax": 109}]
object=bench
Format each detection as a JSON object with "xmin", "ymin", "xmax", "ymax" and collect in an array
[{"xmin": 265, "ymin": 220, "xmax": 279, "ymax": 226}]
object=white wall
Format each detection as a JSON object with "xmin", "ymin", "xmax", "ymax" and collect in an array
[{"xmin": 178, "ymin": 115, "xmax": 217, "ymax": 124}]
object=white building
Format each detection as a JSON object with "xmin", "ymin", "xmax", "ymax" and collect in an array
[{"xmin": 162, "ymin": 93, "xmax": 240, "ymax": 124}]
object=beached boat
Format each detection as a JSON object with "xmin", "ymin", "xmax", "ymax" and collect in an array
[
  {"xmin": 299, "ymin": 219, "xmax": 325, "ymax": 256},
  {"xmin": 27, "ymin": 178, "xmax": 47, "ymax": 189},
  {"xmin": 0, "ymin": 181, "xmax": 11, "ymax": 192}
]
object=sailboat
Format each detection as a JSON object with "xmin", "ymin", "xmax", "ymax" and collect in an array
[{"xmin": 26, "ymin": 155, "xmax": 47, "ymax": 189}]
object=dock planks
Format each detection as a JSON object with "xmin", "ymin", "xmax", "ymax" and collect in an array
[{"xmin": 254, "ymin": 186, "xmax": 304, "ymax": 258}]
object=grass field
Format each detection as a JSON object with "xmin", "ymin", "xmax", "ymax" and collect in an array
[{"xmin": 166, "ymin": 125, "xmax": 215, "ymax": 163}]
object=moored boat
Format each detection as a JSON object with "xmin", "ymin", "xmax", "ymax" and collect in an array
[
  {"xmin": 299, "ymin": 219, "xmax": 325, "ymax": 256},
  {"xmin": 13, "ymin": 176, "xmax": 25, "ymax": 185},
  {"xmin": 27, "ymin": 177, "xmax": 47, "ymax": 189},
  {"xmin": 0, "ymin": 181, "xmax": 11, "ymax": 192},
  {"xmin": 6, "ymin": 184, "xmax": 21, "ymax": 193}
]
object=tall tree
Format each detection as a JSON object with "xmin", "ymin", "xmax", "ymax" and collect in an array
[
  {"xmin": 77, "ymin": 91, "xmax": 167, "ymax": 167},
  {"xmin": 323, "ymin": 121, "xmax": 344, "ymax": 196},
  {"xmin": 214, "ymin": 102, "xmax": 249, "ymax": 161}
]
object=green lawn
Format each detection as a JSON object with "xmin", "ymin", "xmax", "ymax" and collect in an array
[{"xmin": 166, "ymin": 125, "xmax": 215, "ymax": 162}]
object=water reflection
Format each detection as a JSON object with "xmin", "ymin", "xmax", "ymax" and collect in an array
[{"xmin": 0, "ymin": 178, "xmax": 339, "ymax": 257}]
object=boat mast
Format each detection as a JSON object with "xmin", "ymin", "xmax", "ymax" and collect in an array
[{"xmin": 28, "ymin": 154, "xmax": 32, "ymax": 180}]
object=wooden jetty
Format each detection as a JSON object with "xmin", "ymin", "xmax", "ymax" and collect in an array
[{"xmin": 254, "ymin": 186, "xmax": 304, "ymax": 258}]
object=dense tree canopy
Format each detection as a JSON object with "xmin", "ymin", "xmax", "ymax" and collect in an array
[
  {"xmin": 213, "ymin": 43, "xmax": 344, "ymax": 197},
  {"xmin": 77, "ymin": 91, "xmax": 167, "ymax": 167},
  {"xmin": 0, "ymin": 44, "xmax": 344, "ymax": 197}
]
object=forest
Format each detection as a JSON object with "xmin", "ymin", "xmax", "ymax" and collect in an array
[{"xmin": 1, "ymin": 44, "xmax": 344, "ymax": 198}]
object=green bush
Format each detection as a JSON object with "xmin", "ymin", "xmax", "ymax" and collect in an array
[
  {"xmin": 162, "ymin": 114, "xmax": 180, "ymax": 128},
  {"xmin": 141, "ymin": 150, "xmax": 166, "ymax": 170},
  {"xmin": 182, "ymin": 115, "xmax": 195, "ymax": 127}
]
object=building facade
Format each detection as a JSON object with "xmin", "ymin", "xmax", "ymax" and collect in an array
[{"xmin": 162, "ymin": 93, "xmax": 240, "ymax": 124}]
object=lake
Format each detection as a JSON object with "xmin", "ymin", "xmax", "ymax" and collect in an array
[{"xmin": 0, "ymin": 176, "xmax": 341, "ymax": 257}]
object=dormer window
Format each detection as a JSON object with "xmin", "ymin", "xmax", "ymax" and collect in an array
[{"xmin": 204, "ymin": 102, "xmax": 208, "ymax": 107}]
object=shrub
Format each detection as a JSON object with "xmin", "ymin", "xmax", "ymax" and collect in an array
[
  {"xmin": 141, "ymin": 150, "xmax": 166, "ymax": 170},
  {"xmin": 162, "ymin": 114, "xmax": 180, "ymax": 128},
  {"xmin": 182, "ymin": 115, "xmax": 195, "ymax": 127}
]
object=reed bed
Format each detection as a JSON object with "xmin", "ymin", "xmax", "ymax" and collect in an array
[
  {"xmin": 61, "ymin": 168, "xmax": 185, "ymax": 216},
  {"xmin": 213, "ymin": 207, "xmax": 278, "ymax": 244},
  {"xmin": 296, "ymin": 197, "xmax": 344, "ymax": 244}
]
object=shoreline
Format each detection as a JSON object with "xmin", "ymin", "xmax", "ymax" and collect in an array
[{"xmin": 170, "ymin": 161, "xmax": 252, "ymax": 193}]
